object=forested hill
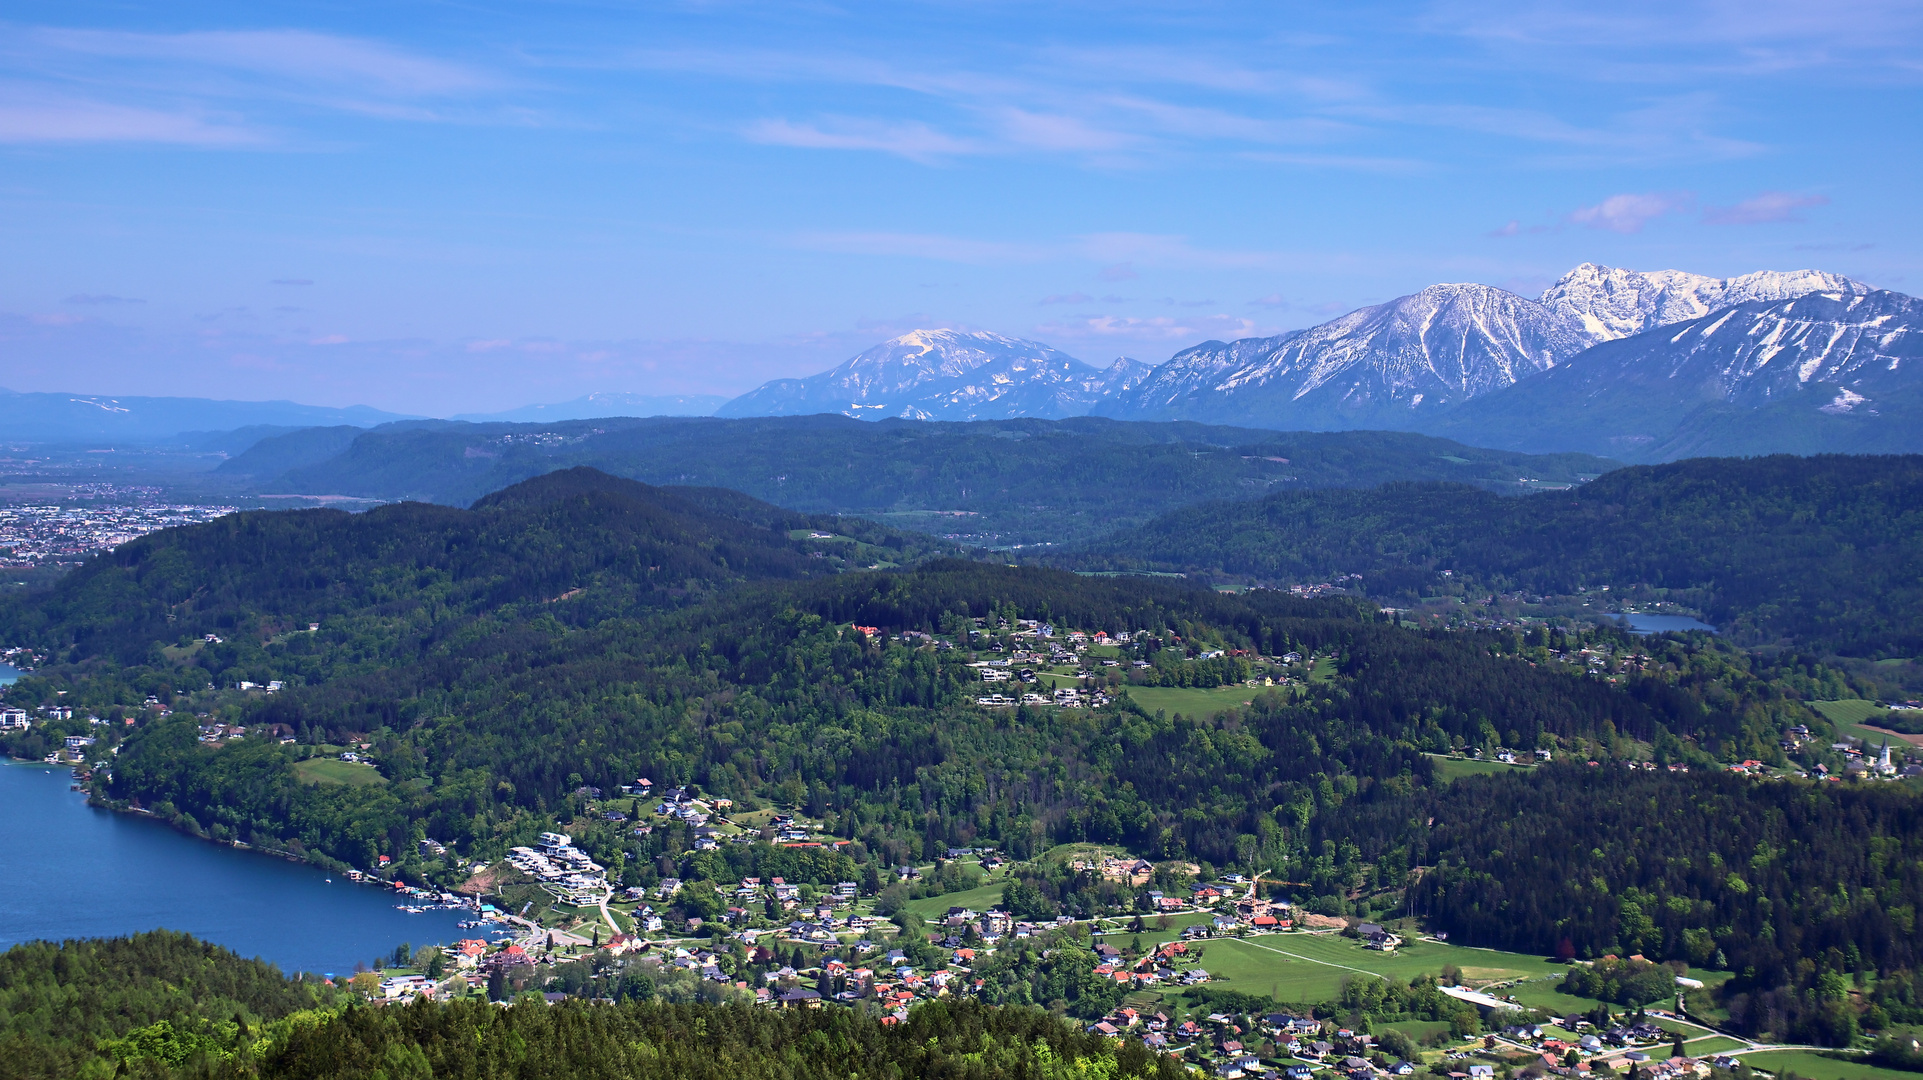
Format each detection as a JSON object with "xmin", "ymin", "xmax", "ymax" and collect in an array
[
  {"xmin": 4, "ymin": 504, "xmax": 1910, "ymax": 1047},
  {"xmin": 0, "ymin": 467, "xmax": 955, "ymax": 667},
  {"xmin": 1324, "ymin": 765, "xmax": 1923, "ymax": 1045},
  {"xmin": 0, "ymin": 931, "xmax": 332, "ymax": 1077},
  {"xmin": 221, "ymin": 415, "xmax": 1617, "ymax": 546},
  {"xmin": 1059, "ymin": 453, "xmax": 1923, "ymax": 656},
  {"xmin": 0, "ymin": 933, "xmax": 1179, "ymax": 1080}
]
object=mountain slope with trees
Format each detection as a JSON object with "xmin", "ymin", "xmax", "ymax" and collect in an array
[
  {"xmin": 0, "ymin": 467, "xmax": 954, "ymax": 667},
  {"xmin": 221, "ymin": 416, "xmax": 1616, "ymax": 546},
  {"xmin": 1059, "ymin": 454, "xmax": 1923, "ymax": 656}
]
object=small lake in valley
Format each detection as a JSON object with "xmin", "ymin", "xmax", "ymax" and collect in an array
[
  {"xmin": 1617, "ymin": 613, "xmax": 1718, "ymax": 634},
  {"xmin": 0, "ymin": 762, "xmax": 472, "ymax": 975}
]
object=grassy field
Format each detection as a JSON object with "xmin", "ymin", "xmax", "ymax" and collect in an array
[
  {"xmin": 1121, "ymin": 684, "xmax": 1267, "ymax": 719},
  {"xmin": 1740, "ymin": 1049, "xmax": 1902, "ymax": 1080},
  {"xmin": 1814, "ymin": 700, "xmax": 1923, "ymax": 747},
  {"xmin": 294, "ymin": 758, "xmax": 387, "ymax": 786},
  {"xmin": 901, "ymin": 880, "xmax": 1007, "ymax": 921},
  {"xmin": 1429, "ymin": 755, "xmax": 1539, "ymax": 782},
  {"xmin": 1094, "ymin": 912, "xmax": 1218, "ymax": 949},
  {"xmin": 1505, "ymin": 977, "xmax": 1615, "ymax": 1015},
  {"xmin": 1180, "ymin": 933, "xmax": 1563, "ymax": 1003},
  {"xmin": 1814, "ymin": 700, "xmax": 1896, "ymax": 741},
  {"xmin": 1379, "ymin": 1019, "xmax": 1453, "ymax": 1044},
  {"xmin": 1679, "ymin": 1037, "xmax": 1748, "ymax": 1057}
]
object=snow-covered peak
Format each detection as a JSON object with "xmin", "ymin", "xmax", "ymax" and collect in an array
[
  {"xmin": 827, "ymin": 329, "xmax": 1082, "ymax": 391},
  {"xmin": 716, "ymin": 329, "xmax": 1107, "ymax": 420},
  {"xmin": 1538, "ymin": 263, "xmax": 1872, "ymax": 343}
]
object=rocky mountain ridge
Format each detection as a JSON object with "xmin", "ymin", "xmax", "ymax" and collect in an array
[{"xmin": 711, "ymin": 263, "xmax": 1911, "ymax": 459}]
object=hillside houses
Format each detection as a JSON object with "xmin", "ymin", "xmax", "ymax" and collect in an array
[{"xmin": 506, "ymin": 832, "xmax": 610, "ymax": 905}]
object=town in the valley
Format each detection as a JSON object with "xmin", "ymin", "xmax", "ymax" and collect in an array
[{"xmin": 8, "ymin": 610, "xmax": 1912, "ymax": 1080}]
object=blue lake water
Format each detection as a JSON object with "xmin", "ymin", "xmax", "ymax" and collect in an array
[
  {"xmin": 0, "ymin": 662, "xmax": 20, "ymax": 685},
  {"xmin": 1618, "ymin": 613, "xmax": 1718, "ymax": 635},
  {"xmin": 0, "ymin": 762, "xmax": 472, "ymax": 976}
]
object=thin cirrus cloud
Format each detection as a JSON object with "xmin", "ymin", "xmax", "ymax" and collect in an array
[
  {"xmin": 63, "ymin": 293, "xmax": 145, "ymax": 305},
  {"xmin": 29, "ymin": 28, "xmax": 490, "ymax": 96},
  {"xmin": 1560, "ymin": 189, "xmax": 1832, "ymax": 233},
  {"xmin": 1567, "ymin": 191, "xmax": 1696, "ymax": 233},
  {"xmin": 0, "ymin": 90, "xmax": 256, "ymax": 145},
  {"xmin": 0, "ymin": 27, "xmax": 496, "ymax": 144},
  {"xmin": 1703, "ymin": 191, "xmax": 1830, "ymax": 225},
  {"xmin": 786, "ymin": 230, "xmax": 1284, "ymax": 272},
  {"xmin": 1034, "ymin": 312, "xmax": 1265, "ymax": 344},
  {"xmin": 744, "ymin": 109, "xmax": 1142, "ymax": 161},
  {"xmin": 743, "ymin": 117, "xmax": 985, "ymax": 162}
]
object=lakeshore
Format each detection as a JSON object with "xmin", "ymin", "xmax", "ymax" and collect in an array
[{"xmin": 0, "ymin": 760, "xmax": 472, "ymax": 975}]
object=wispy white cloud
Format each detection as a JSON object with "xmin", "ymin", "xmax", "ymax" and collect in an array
[
  {"xmin": 745, "ymin": 117, "xmax": 985, "ymax": 161},
  {"xmin": 787, "ymin": 231, "xmax": 1053, "ymax": 264},
  {"xmin": 0, "ymin": 26, "xmax": 504, "ymax": 145},
  {"xmin": 784, "ymin": 229, "xmax": 1288, "ymax": 270},
  {"xmin": 991, "ymin": 107, "xmax": 1141, "ymax": 153},
  {"xmin": 1430, "ymin": 0, "xmax": 1923, "ymax": 56},
  {"xmin": 1034, "ymin": 312, "xmax": 1266, "ymax": 344},
  {"xmin": 1240, "ymin": 150, "xmax": 1428, "ymax": 173},
  {"xmin": 1703, "ymin": 190, "xmax": 1829, "ymax": 225},
  {"xmin": 1568, "ymin": 191, "xmax": 1695, "ymax": 233},
  {"xmin": 0, "ymin": 88, "xmax": 258, "ymax": 144},
  {"xmin": 29, "ymin": 28, "xmax": 492, "ymax": 95},
  {"xmin": 64, "ymin": 293, "xmax": 144, "ymax": 305}
]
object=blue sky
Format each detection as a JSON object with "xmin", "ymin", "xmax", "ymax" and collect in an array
[{"xmin": 0, "ymin": 0, "xmax": 1917, "ymax": 414}]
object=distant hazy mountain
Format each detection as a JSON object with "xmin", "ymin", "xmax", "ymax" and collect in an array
[
  {"xmin": 237, "ymin": 415, "xmax": 1615, "ymax": 546},
  {"xmin": 1095, "ymin": 263, "xmax": 1873, "ymax": 429},
  {"xmin": 716, "ymin": 330, "xmax": 1126, "ymax": 420},
  {"xmin": 214, "ymin": 425, "xmax": 369, "ymax": 476},
  {"xmin": 1419, "ymin": 289, "xmax": 1923, "ymax": 459},
  {"xmin": 453, "ymin": 392, "xmax": 727, "ymax": 423},
  {"xmin": 0, "ymin": 389, "xmax": 412, "ymax": 444}
]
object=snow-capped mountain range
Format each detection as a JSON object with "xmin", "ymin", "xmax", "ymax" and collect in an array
[
  {"xmin": 716, "ymin": 264, "xmax": 1914, "ymax": 460},
  {"xmin": 715, "ymin": 329, "xmax": 1151, "ymax": 421},
  {"xmin": 1418, "ymin": 288, "xmax": 1923, "ymax": 459},
  {"xmin": 1090, "ymin": 263, "xmax": 1874, "ymax": 428}
]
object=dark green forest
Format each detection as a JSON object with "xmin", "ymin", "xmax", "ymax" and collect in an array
[
  {"xmin": 0, "ymin": 933, "xmax": 1180, "ymax": 1080},
  {"xmin": 0, "ymin": 931, "xmax": 332, "ymax": 1079},
  {"xmin": 1059, "ymin": 454, "xmax": 1923, "ymax": 656},
  {"xmin": 1321, "ymin": 766, "xmax": 1923, "ymax": 1044},
  {"xmin": 224, "ymin": 415, "xmax": 1615, "ymax": 545},
  {"xmin": 2, "ymin": 463, "xmax": 1920, "ymax": 1053}
]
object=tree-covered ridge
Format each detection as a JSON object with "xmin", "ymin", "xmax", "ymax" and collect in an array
[
  {"xmin": 80, "ymin": 561, "xmax": 1829, "ymax": 894},
  {"xmin": 0, "ymin": 934, "xmax": 1180, "ymax": 1080},
  {"xmin": 1059, "ymin": 453, "xmax": 1923, "ymax": 656},
  {"xmin": 265, "ymin": 997, "xmax": 1184, "ymax": 1080},
  {"xmin": 0, "ymin": 931, "xmax": 332, "ymax": 1079},
  {"xmin": 233, "ymin": 414, "xmax": 1616, "ymax": 545},
  {"xmin": 1321, "ymin": 766, "xmax": 1923, "ymax": 1044},
  {"xmin": 0, "ymin": 467, "xmax": 954, "ymax": 669}
]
